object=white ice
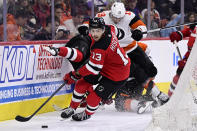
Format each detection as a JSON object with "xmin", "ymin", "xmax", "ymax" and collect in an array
[{"xmin": 0, "ymin": 104, "xmax": 152, "ymax": 131}]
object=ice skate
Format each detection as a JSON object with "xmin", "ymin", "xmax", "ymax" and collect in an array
[
  {"xmin": 137, "ymin": 100, "xmax": 153, "ymax": 114},
  {"xmin": 72, "ymin": 111, "xmax": 91, "ymax": 121},
  {"xmin": 61, "ymin": 107, "xmax": 75, "ymax": 119},
  {"xmin": 152, "ymin": 92, "xmax": 169, "ymax": 108}
]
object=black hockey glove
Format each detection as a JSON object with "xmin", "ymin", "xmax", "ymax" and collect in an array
[
  {"xmin": 43, "ymin": 46, "xmax": 59, "ymax": 56},
  {"xmin": 131, "ymin": 29, "xmax": 143, "ymax": 41},
  {"xmin": 78, "ymin": 25, "xmax": 89, "ymax": 36}
]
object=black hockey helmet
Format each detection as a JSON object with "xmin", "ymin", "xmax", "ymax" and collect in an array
[{"xmin": 89, "ymin": 17, "xmax": 105, "ymax": 29}]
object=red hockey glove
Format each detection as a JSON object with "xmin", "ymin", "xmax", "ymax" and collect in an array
[
  {"xmin": 178, "ymin": 59, "xmax": 187, "ymax": 69},
  {"xmin": 169, "ymin": 31, "xmax": 182, "ymax": 42},
  {"xmin": 63, "ymin": 71, "xmax": 81, "ymax": 85}
]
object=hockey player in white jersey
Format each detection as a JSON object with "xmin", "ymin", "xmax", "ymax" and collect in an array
[{"xmin": 93, "ymin": 2, "xmax": 169, "ymax": 112}]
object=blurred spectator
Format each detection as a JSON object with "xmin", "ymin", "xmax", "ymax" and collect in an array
[
  {"xmin": 0, "ymin": 2, "xmax": 3, "ymax": 25},
  {"xmin": 158, "ymin": 19, "xmax": 168, "ymax": 28},
  {"xmin": 70, "ymin": 0, "xmax": 88, "ymax": 17},
  {"xmin": 15, "ymin": 0, "xmax": 30, "ymax": 12},
  {"xmin": 124, "ymin": 0, "xmax": 142, "ymax": 19},
  {"xmin": 6, "ymin": 0, "xmax": 17, "ymax": 15},
  {"xmin": 86, "ymin": 0, "xmax": 108, "ymax": 11},
  {"xmin": 0, "ymin": 0, "xmax": 17, "ymax": 25},
  {"xmin": 0, "ymin": 9, "xmax": 28, "ymax": 41},
  {"xmin": 141, "ymin": 0, "xmax": 160, "ymax": 24},
  {"xmin": 172, "ymin": 0, "xmax": 197, "ymax": 15},
  {"xmin": 185, "ymin": 12, "xmax": 196, "ymax": 23},
  {"xmin": 71, "ymin": 0, "xmax": 90, "ymax": 28},
  {"xmin": 183, "ymin": 12, "xmax": 197, "ymax": 29},
  {"xmin": 55, "ymin": 4, "xmax": 77, "ymax": 39},
  {"xmin": 136, "ymin": 0, "xmax": 147, "ymax": 12},
  {"xmin": 33, "ymin": 16, "xmax": 60, "ymax": 40},
  {"xmin": 73, "ymin": 15, "xmax": 85, "ymax": 27},
  {"xmin": 153, "ymin": 0, "xmax": 174, "ymax": 20},
  {"xmin": 11, "ymin": 0, "xmax": 38, "ymax": 40},
  {"xmin": 32, "ymin": 0, "xmax": 50, "ymax": 28},
  {"xmin": 160, "ymin": 14, "xmax": 182, "ymax": 37},
  {"xmin": 55, "ymin": 0, "xmax": 72, "ymax": 18},
  {"xmin": 142, "ymin": 10, "xmax": 160, "ymax": 37},
  {"xmin": 56, "ymin": 25, "xmax": 70, "ymax": 40}
]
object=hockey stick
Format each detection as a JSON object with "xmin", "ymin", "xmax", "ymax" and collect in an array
[
  {"xmin": 52, "ymin": 104, "xmax": 66, "ymax": 111},
  {"xmin": 174, "ymin": 41, "xmax": 183, "ymax": 60},
  {"xmin": 142, "ymin": 22, "xmax": 197, "ymax": 34},
  {"xmin": 15, "ymin": 81, "xmax": 67, "ymax": 122}
]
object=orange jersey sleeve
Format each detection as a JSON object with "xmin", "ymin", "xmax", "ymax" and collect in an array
[{"xmin": 137, "ymin": 42, "xmax": 147, "ymax": 52}]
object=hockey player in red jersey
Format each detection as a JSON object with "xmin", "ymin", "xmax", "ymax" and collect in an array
[
  {"xmin": 78, "ymin": 2, "xmax": 169, "ymax": 112},
  {"xmin": 93, "ymin": 2, "xmax": 169, "ymax": 111},
  {"xmin": 60, "ymin": 17, "xmax": 130, "ymax": 121},
  {"xmin": 168, "ymin": 23, "xmax": 197, "ymax": 96}
]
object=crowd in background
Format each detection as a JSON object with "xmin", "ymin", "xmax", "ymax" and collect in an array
[{"xmin": 0, "ymin": 0, "xmax": 196, "ymax": 42}]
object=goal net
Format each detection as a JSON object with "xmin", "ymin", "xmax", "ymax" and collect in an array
[{"xmin": 146, "ymin": 37, "xmax": 197, "ymax": 131}]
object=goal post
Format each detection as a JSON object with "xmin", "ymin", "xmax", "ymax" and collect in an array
[{"xmin": 146, "ymin": 37, "xmax": 197, "ymax": 131}]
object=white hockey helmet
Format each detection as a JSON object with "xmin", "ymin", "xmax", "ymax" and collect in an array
[{"xmin": 111, "ymin": 2, "xmax": 126, "ymax": 18}]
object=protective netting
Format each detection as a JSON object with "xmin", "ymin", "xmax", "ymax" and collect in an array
[{"xmin": 146, "ymin": 38, "xmax": 197, "ymax": 131}]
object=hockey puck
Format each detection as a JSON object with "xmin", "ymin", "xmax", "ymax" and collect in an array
[{"xmin": 41, "ymin": 125, "xmax": 48, "ymax": 128}]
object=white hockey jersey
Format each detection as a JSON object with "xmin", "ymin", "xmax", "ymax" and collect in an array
[{"xmin": 96, "ymin": 10, "xmax": 147, "ymax": 53}]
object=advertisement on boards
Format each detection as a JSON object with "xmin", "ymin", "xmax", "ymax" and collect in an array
[{"xmin": 0, "ymin": 44, "xmax": 74, "ymax": 104}]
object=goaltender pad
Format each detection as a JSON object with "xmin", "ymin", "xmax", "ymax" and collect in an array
[{"xmin": 146, "ymin": 37, "xmax": 197, "ymax": 131}]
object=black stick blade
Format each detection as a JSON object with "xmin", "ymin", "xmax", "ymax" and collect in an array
[{"xmin": 15, "ymin": 115, "xmax": 31, "ymax": 122}]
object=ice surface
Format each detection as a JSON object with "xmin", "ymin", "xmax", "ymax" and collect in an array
[{"xmin": 0, "ymin": 104, "xmax": 152, "ymax": 131}]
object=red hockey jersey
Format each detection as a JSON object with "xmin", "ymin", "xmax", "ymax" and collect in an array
[
  {"xmin": 181, "ymin": 26, "xmax": 197, "ymax": 50},
  {"xmin": 180, "ymin": 26, "xmax": 197, "ymax": 59},
  {"xmin": 78, "ymin": 25, "xmax": 130, "ymax": 81}
]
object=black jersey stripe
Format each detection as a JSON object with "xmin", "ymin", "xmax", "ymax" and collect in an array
[
  {"xmin": 129, "ymin": 16, "xmax": 140, "ymax": 26},
  {"xmin": 87, "ymin": 105, "xmax": 99, "ymax": 111},
  {"xmin": 88, "ymin": 62, "xmax": 102, "ymax": 72},
  {"xmin": 67, "ymin": 48, "xmax": 74, "ymax": 60}
]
